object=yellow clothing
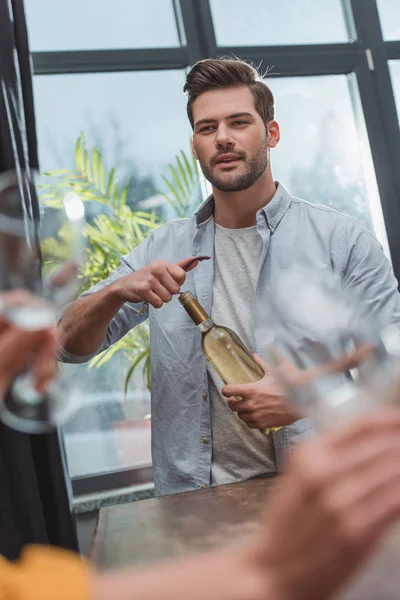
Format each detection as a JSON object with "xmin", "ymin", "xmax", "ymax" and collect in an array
[{"xmin": 0, "ymin": 545, "xmax": 90, "ymax": 600}]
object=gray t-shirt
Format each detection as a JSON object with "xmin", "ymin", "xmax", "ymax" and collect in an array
[{"xmin": 209, "ymin": 223, "xmax": 276, "ymax": 486}]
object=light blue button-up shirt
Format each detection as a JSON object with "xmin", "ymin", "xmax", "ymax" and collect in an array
[{"xmin": 61, "ymin": 182, "xmax": 400, "ymax": 495}]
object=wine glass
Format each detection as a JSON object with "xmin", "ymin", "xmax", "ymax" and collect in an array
[
  {"xmin": 0, "ymin": 170, "xmax": 86, "ymax": 433},
  {"xmin": 264, "ymin": 267, "xmax": 400, "ymax": 600},
  {"xmin": 264, "ymin": 266, "xmax": 400, "ymax": 428}
]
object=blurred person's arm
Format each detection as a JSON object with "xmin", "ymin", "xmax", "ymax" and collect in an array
[
  {"xmin": 0, "ymin": 290, "xmax": 58, "ymax": 396},
  {"xmin": 2, "ymin": 296, "xmax": 400, "ymax": 600},
  {"xmin": 1, "ymin": 414, "xmax": 400, "ymax": 600},
  {"xmin": 13, "ymin": 408, "xmax": 396, "ymax": 600},
  {"xmin": 0, "ymin": 546, "xmax": 90, "ymax": 600},
  {"xmin": 94, "ymin": 409, "xmax": 400, "ymax": 600}
]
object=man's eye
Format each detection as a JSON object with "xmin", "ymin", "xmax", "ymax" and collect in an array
[
  {"xmin": 234, "ymin": 120, "xmax": 248, "ymax": 126},
  {"xmin": 200, "ymin": 126, "xmax": 215, "ymax": 133}
]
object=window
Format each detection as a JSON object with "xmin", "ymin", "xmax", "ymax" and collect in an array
[
  {"xmin": 271, "ymin": 75, "xmax": 386, "ymax": 243},
  {"xmin": 63, "ymin": 357, "xmax": 152, "ymax": 479},
  {"xmin": 389, "ymin": 61, "xmax": 400, "ymax": 125},
  {"xmin": 377, "ymin": 0, "xmax": 400, "ymax": 41},
  {"xmin": 25, "ymin": 0, "xmax": 400, "ymax": 502},
  {"xmin": 25, "ymin": 0, "xmax": 182, "ymax": 51},
  {"xmin": 209, "ymin": 0, "xmax": 352, "ymax": 46},
  {"xmin": 33, "ymin": 70, "xmax": 191, "ymax": 187},
  {"xmin": 33, "ymin": 69, "xmax": 193, "ymax": 482}
]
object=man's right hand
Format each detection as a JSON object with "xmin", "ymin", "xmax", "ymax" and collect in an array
[{"xmin": 111, "ymin": 259, "xmax": 189, "ymax": 309}]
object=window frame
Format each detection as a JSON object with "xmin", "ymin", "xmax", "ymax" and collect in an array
[{"xmin": 30, "ymin": 0, "xmax": 400, "ymax": 498}]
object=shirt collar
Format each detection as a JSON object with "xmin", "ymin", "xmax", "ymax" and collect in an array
[{"xmin": 194, "ymin": 181, "xmax": 293, "ymax": 230}]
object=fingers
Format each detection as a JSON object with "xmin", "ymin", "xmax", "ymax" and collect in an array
[
  {"xmin": 138, "ymin": 261, "xmax": 186, "ymax": 308},
  {"xmin": 176, "ymin": 257, "xmax": 199, "ymax": 273},
  {"xmin": 252, "ymin": 353, "xmax": 270, "ymax": 373},
  {"xmin": 291, "ymin": 410, "xmax": 400, "ymax": 495},
  {"xmin": 158, "ymin": 269, "xmax": 182, "ymax": 296},
  {"xmin": 329, "ymin": 408, "xmax": 400, "ymax": 451},
  {"xmin": 271, "ymin": 344, "xmax": 376, "ymax": 392},
  {"xmin": 165, "ymin": 263, "xmax": 186, "ymax": 286},
  {"xmin": 356, "ymin": 478, "xmax": 400, "ymax": 550},
  {"xmin": 148, "ymin": 261, "xmax": 186, "ymax": 307},
  {"xmin": 226, "ymin": 396, "xmax": 252, "ymax": 411},
  {"xmin": 32, "ymin": 329, "xmax": 59, "ymax": 392},
  {"xmin": 222, "ymin": 383, "xmax": 252, "ymax": 399},
  {"xmin": 131, "ymin": 257, "xmax": 208, "ymax": 309},
  {"xmin": 0, "ymin": 328, "xmax": 40, "ymax": 393},
  {"xmin": 149, "ymin": 279, "xmax": 176, "ymax": 304},
  {"xmin": 142, "ymin": 289, "xmax": 167, "ymax": 309}
]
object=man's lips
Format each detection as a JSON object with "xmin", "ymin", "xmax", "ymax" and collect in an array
[{"xmin": 214, "ymin": 153, "xmax": 243, "ymax": 166}]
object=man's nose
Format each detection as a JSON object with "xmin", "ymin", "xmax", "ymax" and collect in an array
[{"xmin": 215, "ymin": 124, "xmax": 235, "ymax": 149}]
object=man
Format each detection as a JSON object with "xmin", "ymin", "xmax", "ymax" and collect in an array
[
  {"xmin": 58, "ymin": 58, "xmax": 400, "ymax": 496},
  {"xmin": 3, "ymin": 292, "xmax": 400, "ymax": 600}
]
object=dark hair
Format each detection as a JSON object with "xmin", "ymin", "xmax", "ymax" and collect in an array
[{"xmin": 184, "ymin": 58, "xmax": 274, "ymax": 128}]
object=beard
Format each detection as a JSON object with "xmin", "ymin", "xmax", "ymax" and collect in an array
[{"xmin": 199, "ymin": 138, "xmax": 269, "ymax": 192}]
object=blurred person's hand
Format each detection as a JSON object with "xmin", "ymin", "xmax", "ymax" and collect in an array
[
  {"xmin": 223, "ymin": 345, "xmax": 376, "ymax": 429},
  {"xmin": 251, "ymin": 407, "xmax": 400, "ymax": 600},
  {"xmin": 0, "ymin": 290, "xmax": 58, "ymax": 397}
]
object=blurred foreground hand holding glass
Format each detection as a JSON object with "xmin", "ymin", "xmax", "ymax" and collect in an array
[
  {"xmin": 0, "ymin": 170, "xmax": 85, "ymax": 432},
  {"xmin": 2, "ymin": 290, "xmax": 400, "ymax": 600},
  {"xmin": 265, "ymin": 266, "xmax": 400, "ymax": 599}
]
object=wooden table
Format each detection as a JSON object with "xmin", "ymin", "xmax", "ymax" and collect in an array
[{"xmin": 91, "ymin": 478, "xmax": 275, "ymax": 570}]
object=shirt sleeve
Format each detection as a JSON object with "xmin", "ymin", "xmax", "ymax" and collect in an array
[
  {"xmin": 0, "ymin": 545, "xmax": 90, "ymax": 600},
  {"xmin": 342, "ymin": 220, "xmax": 400, "ymax": 327},
  {"xmin": 59, "ymin": 234, "xmax": 152, "ymax": 364}
]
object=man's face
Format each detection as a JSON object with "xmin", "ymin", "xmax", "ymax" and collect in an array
[{"xmin": 191, "ymin": 86, "xmax": 279, "ymax": 192}]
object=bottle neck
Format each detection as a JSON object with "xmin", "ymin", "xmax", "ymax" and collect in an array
[
  {"xmin": 178, "ymin": 291, "xmax": 214, "ymax": 331},
  {"xmin": 198, "ymin": 318, "xmax": 213, "ymax": 333}
]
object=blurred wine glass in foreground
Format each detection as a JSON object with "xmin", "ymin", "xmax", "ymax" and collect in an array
[
  {"xmin": 265, "ymin": 266, "xmax": 400, "ymax": 600},
  {"xmin": 0, "ymin": 170, "xmax": 85, "ymax": 433},
  {"xmin": 265, "ymin": 266, "xmax": 400, "ymax": 427}
]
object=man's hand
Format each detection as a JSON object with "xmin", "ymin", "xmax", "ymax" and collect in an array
[
  {"xmin": 0, "ymin": 291, "xmax": 58, "ymax": 396},
  {"xmin": 252, "ymin": 407, "xmax": 400, "ymax": 600},
  {"xmin": 222, "ymin": 354, "xmax": 299, "ymax": 429},
  {"xmin": 111, "ymin": 258, "xmax": 194, "ymax": 309},
  {"xmin": 222, "ymin": 345, "xmax": 377, "ymax": 430}
]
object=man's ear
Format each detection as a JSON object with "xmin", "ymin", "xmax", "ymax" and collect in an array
[
  {"xmin": 192, "ymin": 139, "xmax": 198, "ymax": 160},
  {"xmin": 267, "ymin": 120, "xmax": 280, "ymax": 148}
]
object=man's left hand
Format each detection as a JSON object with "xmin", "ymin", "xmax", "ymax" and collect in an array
[{"xmin": 222, "ymin": 354, "xmax": 300, "ymax": 430}]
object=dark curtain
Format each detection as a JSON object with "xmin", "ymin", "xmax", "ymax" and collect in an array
[{"xmin": 0, "ymin": 0, "xmax": 78, "ymax": 559}]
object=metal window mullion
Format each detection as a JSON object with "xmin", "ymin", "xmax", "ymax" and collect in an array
[
  {"xmin": 72, "ymin": 465, "xmax": 153, "ymax": 496},
  {"xmin": 355, "ymin": 57, "xmax": 400, "ymax": 281},
  {"xmin": 179, "ymin": 0, "xmax": 217, "ymax": 64},
  {"xmin": 216, "ymin": 44, "xmax": 362, "ymax": 77},
  {"xmin": 386, "ymin": 41, "xmax": 400, "ymax": 60},
  {"xmin": 349, "ymin": 1, "xmax": 400, "ymax": 195},
  {"xmin": 32, "ymin": 47, "xmax": 191, "ymax": 75}
]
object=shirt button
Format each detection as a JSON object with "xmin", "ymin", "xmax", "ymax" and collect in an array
[
  {"xmin": 202, "ymin": 393, "xmax": 208, "ymax": 400},
  {"xmin": 202, "ymin": 437, "xmax": 209, "ymax": 444},
  {"xmin": 199, "ymin": 484, "xmax": 206, "ymax": 489}
]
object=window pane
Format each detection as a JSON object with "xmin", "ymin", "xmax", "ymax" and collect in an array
[
  {"xmin": 33, "ymin": 70, "xmax": 191, "ymax": 191},
  {"xmin": 389, "ymin": 61, "xmax": 400, "ymax": 125},
  {"xmin": 33, "ymin": 70, "xmax": 193, "ymax": 480},
  {"xmin": 209, "ymin": 0, "xmax": 352, "ymax": 46},
  {"xmin": 63, "ymin": 361, "xmax": 152, "ymax": 478},
  {"xmin": 271, "ymin": 74, "xmax": 389, "ymax": 250},
  {"xmin": 25, "ymin": 0, "xmax": 181, "ymax": 51},
  {"xmin": 377, "ymin": 0, "xmax": 400, "ymax": 41}
]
